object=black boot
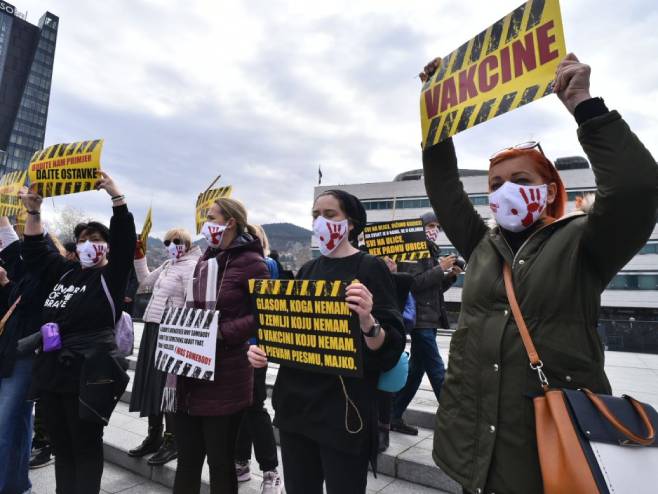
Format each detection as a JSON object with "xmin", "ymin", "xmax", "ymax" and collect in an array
[
  {"xmin": 128, "ymin": 426, "xmax": 163, "ymax": 457},
  {"xmin": 378, "ymin": 427, "xmax": 390, "ymax": 453},
  {"xmin": 147, "ymin": 432, "xmax": 177, "ymax": 466}
]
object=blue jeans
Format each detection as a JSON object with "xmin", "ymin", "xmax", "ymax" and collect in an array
[
  {"xmin": 0, "ymin": 356, "xmax": 34, "ymax": 494},
  {"xmin": 392, "ymin": 328, "xmax": 445, "ymax": 420}
]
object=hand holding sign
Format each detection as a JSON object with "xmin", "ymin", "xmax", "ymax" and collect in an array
[
  {"xmin": 19, "ymin": 186, "xmax": 42, "ymax": 213},
  {"xmin": 553, "ymin": 53, "xmax": 592, "ymax": 115},
  {"xmin": 346, "ymin": 282, "xmax": 374, "ymax": 332},
  {"xmin": 95, "ymin": 171, "xmax": 123, "ymax": 199},
  {"xmin": 248, "ymin": 345, "xmax": 268, "ymax": 369}
]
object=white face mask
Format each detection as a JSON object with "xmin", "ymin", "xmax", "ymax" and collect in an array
[
  {"xmin": 166, "ymin": 242, "xmax": 185, "ymax": 261},
  {"xmin": 201, "ymin": 222, "xmax": 227, "ymax": 248},
  {"xmin": 313, "ymin": 217, "xmax": 349, "ymax": 256},
  {"xmin": 76, "ymin": 240, "xmax": 108, "ymax": 268},
  {"xmin": 425, "ymin": 225, "xmax": 441, "ymax": 245},
  {"xmin": 489, "ymin": 182, "xmax": 548, "ymax": 233}
]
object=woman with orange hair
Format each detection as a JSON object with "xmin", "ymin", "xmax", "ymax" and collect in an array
[{"xmin": 420, "ymin": 54, "xmax": 658, "ymax": 493}]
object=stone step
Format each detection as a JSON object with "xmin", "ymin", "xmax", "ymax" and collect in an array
[{"xmin": 105, "ymin": 401, "xmax": 460, "ymax": 493}]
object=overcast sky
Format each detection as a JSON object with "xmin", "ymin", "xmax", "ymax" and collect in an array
[{"xmin": 16, "ymin": 0, "xmax": 658, "ymax": 236}]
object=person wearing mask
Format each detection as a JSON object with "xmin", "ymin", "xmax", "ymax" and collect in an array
[
  {"xmin": 419, "ymin": 54, "xmax": 658, "ymax": 493},
  {"xmin": 173, "ymin": 198, "xmax": 269, "ymax": 494},
  {"xmin": 63, "ymin": 241, "xmax": 78, "ymax": 262},
  {"xmin": 0, "ymin": 217, "xmax": 63, "ymax": 492},
  {"xmin": 235, "ymin": 225, "xmax": 282, "ymax": 493},
  {"xmin": 390, "ymin": 212, "xmax": 462, "ymax": 436},
  {"xmin": 248, "ymin": 190, "xmax": 405, "ymax": 494},
  {"xmin": 128, "ymin": 228, "xmax": 201, "ymax": 465},
  {"xmin": 19, "ymin": 172, "xmax": 136, "ymax": 494}
]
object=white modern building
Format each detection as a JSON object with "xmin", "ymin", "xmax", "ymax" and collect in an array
[{"xmin": 315, "ymin": 156, "xmax": 658, "ymax": 352}]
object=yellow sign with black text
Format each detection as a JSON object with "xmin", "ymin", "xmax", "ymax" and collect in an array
[
  {"xmin": 0, "ymin": 170, "xmax": 27, "ymax": 217},
  {"xmin": 363, "ymin": 219, "xmax": 431, "ymax": 262},
  {"xmin": 28, "ymin": 139, "xmax": 103, "ymax": 197},
  {"xmin": 420, "ymin": 0, "xmax": 566, "ymax": 147},
  {"xmin": 140, "ymin": 207, "xmax": 152, "ymax": 252},
  {"xmin": 249, "ymin": 279, "xmax": 363, "ymax": 377},
  {"xmin": 195, "ymin": 186, "xmax": 232, "ymax": 234}
]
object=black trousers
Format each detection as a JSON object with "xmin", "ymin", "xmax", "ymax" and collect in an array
[
  {"xmin": 32, "ymin": 399, "xmax": 51, "ymax": 449},
  {"xmin": 40, "ymin": 391, "xmax": 105, "ymax": 494},
  {"xmin": 234, "ymin": 366, "xmax": 278, "ymax": 471},
  {"xmin": 174, "ymin": 411, "xmax": 244, "ymax": 494},
  {"xmin": 280, "ymin": 430, "xmax": 370, "ymax": 494}
]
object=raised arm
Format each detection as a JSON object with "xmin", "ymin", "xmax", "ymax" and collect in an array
[
  {"xmin": 423, "ymin": 141, "xmax": 488, "ymax": 261},
  {"xmin": 554, "ymin": 55, "xmax": 658, "ymax": 285},
  {"xmin": 19, "ymin": 187, "xmax": 74, "ymax": 284}
]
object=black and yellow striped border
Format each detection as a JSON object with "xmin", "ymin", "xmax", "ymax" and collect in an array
[
  {"xmin": 421, "ymin": 0, "xmax": 559, "ymax": 147},
  {"xmin": 249, "ymin": 279, "xmax": 344, "ymax": 298}
]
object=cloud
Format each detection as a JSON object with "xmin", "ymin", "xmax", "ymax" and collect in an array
[{"xmin": 15, "ymin": 0, "xmax": 658, "ymax": 237}]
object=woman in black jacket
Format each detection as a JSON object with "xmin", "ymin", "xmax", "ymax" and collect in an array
[
  {"xmin": 248, "ymin": 190, "xmax": 405, "ymax": 494},
  {"xmin": 19, "ymin": 172, "xmax": 136, "ymax": 494}
]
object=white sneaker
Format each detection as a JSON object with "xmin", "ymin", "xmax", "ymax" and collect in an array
[{"xmin": 261, "ymin": 470, "xmax": 283, "ymax": 494}]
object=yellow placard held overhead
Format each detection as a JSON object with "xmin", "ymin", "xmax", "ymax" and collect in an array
[
  {"xmin": 420, "ymin": 0, "xmax": 566, "ymax": 148},
  {"xmin": 28, "ymin": 139, "xmax": 103, "ymax": 197},
  {"xmin": 195, "ymin": 186, "xmax": 232, "ymax": 234},
  {"xmin": 0, "ymin": 170, "xmax": 27, "ymax": 216},
  {"xmin": 140, "ymin": 207, "xmax": 153, "ymax": 252}
]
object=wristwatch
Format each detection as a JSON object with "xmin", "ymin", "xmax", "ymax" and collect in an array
[{"xmin": 363, "ymin": 319, "xmax": 382, "ymax": 338}]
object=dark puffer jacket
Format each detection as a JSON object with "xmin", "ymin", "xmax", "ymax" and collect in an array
[
  {"xmin": 176, "ymin": 234, "xmax": 269, "ymax": 416},
  {"xmin": 398, "ymin": 244, "xmax": 456, "ymax": 329}
]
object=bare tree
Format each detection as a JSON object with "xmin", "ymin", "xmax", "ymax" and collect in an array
[{"xmin": 50, "ymin": 206, "xmax": 91, "ymax": 243}]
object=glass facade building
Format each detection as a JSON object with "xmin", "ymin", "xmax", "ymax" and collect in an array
[{"xmin": 0, "ymin": 3, "xmax": 58, "ymax": 174}]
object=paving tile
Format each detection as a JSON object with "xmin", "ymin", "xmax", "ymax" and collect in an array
[
  {"xmin": 100, "ymin": 462, "xmax": 147, "ymax": 493},
  {"xmin": 396, "ymin": 446, "xmax": 461, "ymax": 493}
]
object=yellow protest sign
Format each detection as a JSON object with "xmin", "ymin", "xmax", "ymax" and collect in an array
[
  {"xmin": 420, "ymin": 0, "xmax": 566, "ymax": 147},
  {"xmin": 363, "ymin": 219, "xmax": 431, "ymax": 262},
  {"xmin": 15, "ymin": 207, "xmax": 27, "ymax": 238},
  {"xmin": 0, "ymin": 170, "xmax": 27, "ymax": 216},
  {"xmin": 195, "ymin": 186, "xmax": 232, "ymax": 234},
  {"xmin": 249, "ymin": 279, "xmax": 363, "ymax": 377},
  {"xmin": 28, "ymin": 139, "xmax": 103, "ymax": 197},
  {"xmin": 140, "ymin": 207, "xmax": 152, "ymax": 252}
]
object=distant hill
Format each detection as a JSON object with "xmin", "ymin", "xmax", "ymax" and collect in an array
[{"xmin": 262, "ymin": 223, "xmax": 311, "ymax": 251}]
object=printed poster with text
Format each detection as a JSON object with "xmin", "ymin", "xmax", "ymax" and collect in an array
[
  {"xmin": 28, "ymin": 139, "xmax": 103, "ymax": 197},
  {"xmin": 0, "ymin": 170, "xmax": 27, "ymax": 216},
  {"xmin": 363, "ymin": 219, "xmax": 431, "ymax": 262},
  {"xmin": 140, "ymin": 207, "xmax": 152, "ymax": 252},
  {"xmin": 249, "ymin": 279, "xmax": 363, "ymax": 377},
  {"xmin": 195, "ymin": 186, "xmax": 233, "ymax": 234},
  {"xmin": 420, "ymin": 0, "xmax": 566, "ymax": 147},
  {"xmin": 155, "ymin": 307, "xmax": 219, "ymax": 381}
]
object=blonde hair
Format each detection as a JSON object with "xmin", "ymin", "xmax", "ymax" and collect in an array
[
  {"xmin": 252, "ymin": 224, "xmax": 271, "ymax": 256},
  {"xmin": 164, "ymin": 228, "xmax": 192, "ymax": 249},
  {"xmin": 214, "ymin": 197, "xmax": 259, "ymax": 239}
]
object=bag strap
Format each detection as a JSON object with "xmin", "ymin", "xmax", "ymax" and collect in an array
[
  {"xmin": 502, "ymin": 263, "xmax": 549, "ymax": 390},
  {"xmin": 583, "ymin": 389, "xmax": 655, "ymax": 446},
  {"xmin": 0, "ymin": 296, "xmax": 21, "ymax": 336},
  {"xmin": 100, "ymin": 274, "xmax": 117, "ymax": 323},
  {"xmin": 504, "ymin": 263, "xmax": 656, "ymax": 446}
]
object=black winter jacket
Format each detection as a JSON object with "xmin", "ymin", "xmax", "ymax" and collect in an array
[{"xmin": 398, "ymin": 244, "xmax": 455, "ymax": 329}]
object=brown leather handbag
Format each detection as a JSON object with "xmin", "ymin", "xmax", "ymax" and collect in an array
[{"xmin": 503, "ymin": 263, "xmax": 658, "ymax": 494}]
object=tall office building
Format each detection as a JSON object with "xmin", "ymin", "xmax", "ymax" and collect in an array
[{"xmin": 0, "ymin": 2, "xmax": 58, "ymax": 174}]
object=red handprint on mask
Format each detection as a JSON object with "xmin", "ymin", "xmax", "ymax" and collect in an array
[
  {"xmin": 511, "ymin": 187, "xmax": 545, "ymax": 227},
  {"xmin": 320, "ymin": 222, "xmax": 345, "ymax": 251},
  {"xmin": 209, "ymin": 226, "xmax": 223, "ymax": 245},
  {"xmin": 92, "ymin": 244, "xmax": 106, "ymax": 263}
]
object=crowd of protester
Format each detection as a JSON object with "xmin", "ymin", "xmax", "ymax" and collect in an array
[{"xmin": 0, "ymin": 54, "xmax": 656, "ymax": 494}]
